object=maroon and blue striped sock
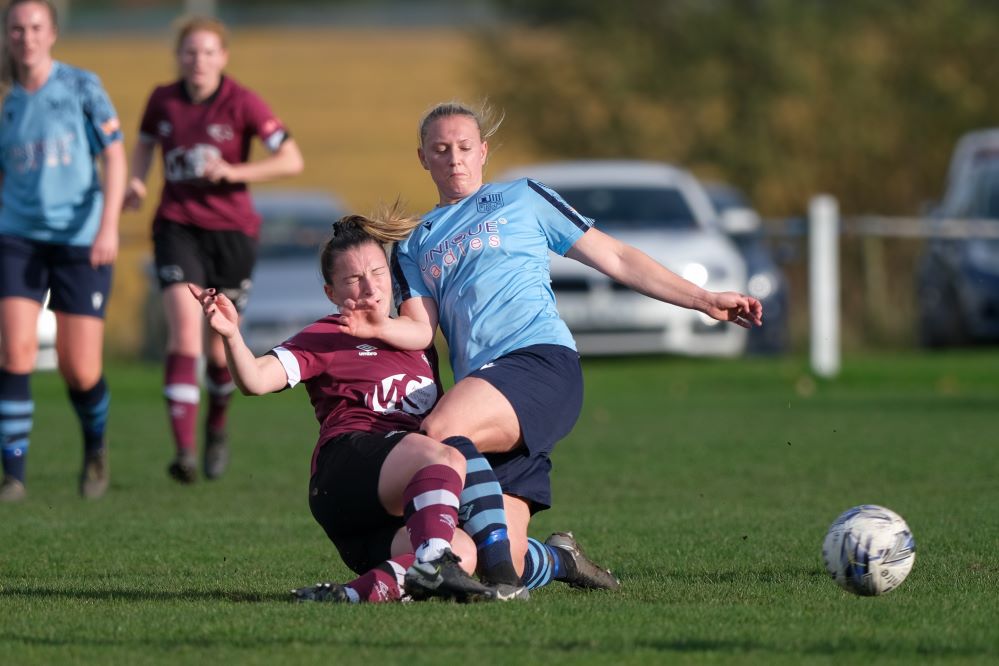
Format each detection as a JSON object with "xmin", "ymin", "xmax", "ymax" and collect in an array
[
  {"xmin": 205, "ymin": 363, "xmax": 234, "ymax": 437},
  {"xmin": 343, "ymin": 554, "xmax": 416, "ymax": 603},
  {"xmin": 402, "ymin": 464, "xmax": 462, "ymax": 563},
  {"xmin": 164, "ymin": 353, "xmax": 199, "ymax": 455}
]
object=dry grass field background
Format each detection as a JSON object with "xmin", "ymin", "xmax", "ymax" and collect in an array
[{"xmin": 58, "ymin": 27, "xmax": 538, "ymax": 356}]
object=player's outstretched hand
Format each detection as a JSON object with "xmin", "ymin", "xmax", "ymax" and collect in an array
[
  {"xmin": 336, "ymin": 297, "xmax": 389, "ymax": 339},
  {"xmin": 188, "ymin": 284, "xmax": 239, "ymax": 338},
  {"xmin": 705, "ymin": 291, "xmax": 764, "ymax": 329}
]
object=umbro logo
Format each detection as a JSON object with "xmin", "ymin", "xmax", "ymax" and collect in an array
[{"xmin": 356, "ymin": 344, "xmax": 378, "ymax": 357}]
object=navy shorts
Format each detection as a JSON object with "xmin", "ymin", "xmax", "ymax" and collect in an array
[
  {"xmin": 468, "ymin": 344, "xmax": 584, "ymax": 513},
  {"xmin": 153, "ymin": 219, "xmax": 257, "ymax": 311},
  {"xmin": 308, "ymin": 430, "xmax": 408, "ymax": 575},
  {"xmin": 0, "ymin": 234, "xmax": 112, "ymax": 318}
]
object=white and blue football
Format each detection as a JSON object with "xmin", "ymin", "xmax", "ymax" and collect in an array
[{"xmin": 822, "ymin": 504, "xmax": 916, "ymax": 596}]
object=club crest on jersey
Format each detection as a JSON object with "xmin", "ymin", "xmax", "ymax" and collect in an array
[
  {"xmin": 206, "ymin": 124, "xmax": 234, "ymax": 142},
  {"xmin": 356, "ymin": 344, "xmax": 378, "ymax": 357},
  {"xmin": 476, "ymin": 193, "xmax": 504, "ymax": 213}
]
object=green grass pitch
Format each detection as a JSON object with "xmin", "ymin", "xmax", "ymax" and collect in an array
[{"xmin": 1, "ymin": 352, "xmax": 997, "ymax": 665}]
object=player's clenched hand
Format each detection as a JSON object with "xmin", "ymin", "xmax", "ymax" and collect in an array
[
  {"xmin": 336, "ymin": 297, "xmax": 388, "ymax": 339},
  {"xmin": 189, "ymin": 284, "xmax": 239, "ymax": 338},
  {"xmin": 704, "ymin": 291, "xmax": 763, "ymax": 329},
  {"xmin": 123, "ymin": 177, "xmax": 147, "ymax": 211},
  {"xmin": 202, "ymin": 157, "xmax": 234, "ymax": 184}
]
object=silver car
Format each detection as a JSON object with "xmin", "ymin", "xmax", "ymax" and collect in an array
[
  {"xmin": 240, "ymin": 190, "xmax": 346, "ymax": 353},
  {"xmin": 497, "ymin": 160, "xmax": 749, "ymax": 357}
]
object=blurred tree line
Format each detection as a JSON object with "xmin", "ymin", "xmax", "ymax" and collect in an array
[{"xmin": 477, "ymin": 0, "xmax": 999, "ymax": 218}]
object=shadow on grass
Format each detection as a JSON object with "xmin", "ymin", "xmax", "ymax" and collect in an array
[
  {"xmin": 622, "ymin": 565, "xmax": 828, "ymax": 583},
  {"xmin": 0, "ymin": 631, "xmax": 991, "ymax": 659},
  {"xmin": 0, "ymin": 586, "xmax": 288, "ymax": 604}
]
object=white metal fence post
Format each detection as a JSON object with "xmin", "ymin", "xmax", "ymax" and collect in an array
[{"xmin": 809, "ymin": 195, "xmax": 840, "ymax": 378}]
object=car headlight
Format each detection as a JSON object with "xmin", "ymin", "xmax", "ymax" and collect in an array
[
  {"xmin": 682, "ymin": 262, "xmax": 709, "ymax": 287},
  {"xmin": 747, "ymin": 272, "xmax": 776, "ymax": 300}
]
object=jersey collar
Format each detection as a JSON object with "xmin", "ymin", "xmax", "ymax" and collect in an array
[{"xmin": 180, "ymin": 74, "xmax": 227, "ymax": 105}]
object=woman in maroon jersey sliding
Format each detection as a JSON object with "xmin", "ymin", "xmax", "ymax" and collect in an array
[
  {"xmin": 124, "ymin": 16, "xmax": 303, "ymax": 484},
  {"xmin": 190, "ymin": 212, "xmax": 499, "ymax": 603}
]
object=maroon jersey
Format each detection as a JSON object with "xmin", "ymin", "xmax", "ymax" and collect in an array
[
  {"xmin": 272, "ymin": 315, "xmax": 442, "ymax": 474},
  {"xmin": 138, "ymin": 75, "xmax": 288, "ymax": 237}
]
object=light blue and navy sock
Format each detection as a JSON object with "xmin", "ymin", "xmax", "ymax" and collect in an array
[
  {"xmin": 522, "ymin": 537, "xmax": 571, "ymax": 590},
  {"xmin": 68, "ymin": 376, "xmax": 109, "ymax": 455},
  {"xmin": 443, "ymin": 435, "xmax": 520, "ymax": 586},
  {"xmin": 0, "ymin": 370, "xmax": 33, "ymax": 483}
]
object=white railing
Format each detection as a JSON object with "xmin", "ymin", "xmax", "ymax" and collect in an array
[
  {"xmin": 806, "ymin": 197, "xmax": 999, "ymax": 377},
  {"xmin": 843, "ymin": 215, "xmax": 999, "ymax": 238}
]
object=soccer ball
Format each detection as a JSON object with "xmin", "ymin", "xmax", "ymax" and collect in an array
[{"xmin": 822, "ymin": 504, "xmax": 916, "ymax": 596}]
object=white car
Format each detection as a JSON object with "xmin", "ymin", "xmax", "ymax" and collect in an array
[
  {"xmin": 240, "ymin": 190, "xmax": 347, "ymax": 353},
  {"xmin": 497, "ymin": 160, "xmax": 749, "ymax": 357},
  {"xmin": 0, "ymin": 291, "xmax": 58, "ymax": 370},
  {"xmin": 36, "ymin": 293, "xmax": 57, "ymax": 370}
]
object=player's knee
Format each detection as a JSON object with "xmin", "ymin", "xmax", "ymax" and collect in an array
[
  {"xmin": 409, "ymin": 435, "xmax": 466, "ymax": 478},
  {"xmin": 0, "ymin": 341, "xmax": 38, "ymax": 374},
  {"xmin": 58, "ymin": 364, "xmax": 101, "ymax": 392},
  {"xmin": 439, "ymin": 443, "xmax": 467, "ymax": 478},
  {"xmin": 420, "ymin": 410, "xmax": 457, "ymax": 442}
]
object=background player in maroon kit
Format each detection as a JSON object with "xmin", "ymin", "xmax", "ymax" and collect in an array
[
  {"xmin": 190, "ymin": 213, "xmax": 496, "ymax": 603},
  {"xmin": 123, "ymin": 16, "xmax": 304, "ymax": 483}
]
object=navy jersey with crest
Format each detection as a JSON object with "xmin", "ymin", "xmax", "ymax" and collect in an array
[{"xmin": 392, "ymin": 178, "xmax": 593, "ymax": 381}]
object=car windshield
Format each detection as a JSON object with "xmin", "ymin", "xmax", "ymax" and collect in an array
[
  {"xmin": 966, "ymin": 160, "xmax": 999, "ymax": 219},
  {"xmin": 257, "ymin": 214, "xmax": 332, "ymax": 259},
  {"xmin": 556, "ymin": 186, "xmax": 698, "ymax": 229},
  {"xmin": 705, "ymin": 185, "xmax": 747, "ymax": 213}
]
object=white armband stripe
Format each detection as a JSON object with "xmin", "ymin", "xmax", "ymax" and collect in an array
[{"xmin": 272, "ymin": 347, "xmax": 301, "ymax": 387}]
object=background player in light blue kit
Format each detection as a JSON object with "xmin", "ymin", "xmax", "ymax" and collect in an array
[
  {"xmin": 338, "ymin": 101, "xmax": 763, "ymax": 592},
  {"xmin": 0, "ymin": 0, "xmax": 126, "ymax": 502}
]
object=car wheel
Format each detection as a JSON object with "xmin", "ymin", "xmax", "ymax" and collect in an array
[{"xmin": 918, "ymin": 281, "xmax": 968, "ymax": 348}]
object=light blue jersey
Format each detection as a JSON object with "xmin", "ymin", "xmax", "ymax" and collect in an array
[
  {"xmin": 393, "ymin": 178, "xmax": 593, "ymax": 381},
  {"xmin": 0, "ymin": 61, "xmax": 122, "ymax": 246}
]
